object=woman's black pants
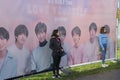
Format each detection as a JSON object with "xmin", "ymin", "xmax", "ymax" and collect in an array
[{"xmin": 52, "ymin": 53, "xmax": 61, "ymax": 75}]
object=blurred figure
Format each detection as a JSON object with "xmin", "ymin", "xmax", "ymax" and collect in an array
[
  {"xmin": 8, "ymin": 24, "xmax": 30, "ymax": 76},
  {"xmin": 58, "ymin": 26, "xmax": 71, "ymax": 67},
  {"xmin": 104, "ymin": 25, "xmax": 115, "ymax": 59},
  {"xmin": 49, "ymin": 29, "xmax": 63, "ymax": 78},
  {"xmin": 58, "ymin": 26, "xmax": 71, "ymax": 75},
  {"xmin": 0, "ymin": 27, "xmax": 17, "ymax": 79},
  {"xmin": 83, "ymin": 22, "xmax": 99, "ymax": 62},
  {"xmin": 30, "ymin": 22, "xmax": 52, "ymax": 72},
  {"xmin": 69, "ymin": 26, "xmax": 84, "ymax": 65}
]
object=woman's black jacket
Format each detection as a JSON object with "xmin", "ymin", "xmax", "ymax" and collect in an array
[{"xmin": 49, "ymin": 37, "xmax": 63, "ymax": 55}]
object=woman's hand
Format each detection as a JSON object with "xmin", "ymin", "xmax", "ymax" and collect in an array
[
  {"xmin": 102, "ymin": 48, "xmax": 104, "ymax": 51},
  {"xmin": 61, "ymin": 49, "xmax": 64, "ymax": 51}
]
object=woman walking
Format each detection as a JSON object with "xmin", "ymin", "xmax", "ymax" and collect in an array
[
  {"xmin": 99, "ymin": 26, "xmax": 108, "ymax": 68},
  {"xmin": 49, "ymin": 29, "xmax": 63, "ymax": 78}
]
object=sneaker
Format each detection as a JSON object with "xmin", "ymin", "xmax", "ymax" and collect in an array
[
  {"xmin": 52, "ymin": 75, "xmax": 57, "ymax": 78},
  {"xmin": 59, "ymin": 69, "xmax": 63, "ymax": 74},
  {"xmin": 102, "ymin": 64, "xmax": 105, "ymax": 68},
  {"xmin": 102, "ymin": 64, "xmax": 108, "ymax": 68},
  {"xmin": 104, "ymin": 64, "xmax": 108, "ymax": 67},
  {"xmin": 57, "ymin": 74, "xmax": 62, "ymax": 78}
]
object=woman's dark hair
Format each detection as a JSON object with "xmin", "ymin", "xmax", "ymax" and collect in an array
[
  {"xmin": 51, "ymin": 29, "xmax": 59, "ymax": 38},
  {"xmin": 100, "ymin": 26, "xmax": 106, "ymax": 34}
]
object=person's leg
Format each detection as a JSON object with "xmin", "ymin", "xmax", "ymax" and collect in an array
[
  {"xmin": 103, "ymin": 44, "xmax": 108, "ymax": 67},
  {"xmin": 102, "ymin": 50, "xmax": 105, "ymax": 64},
  {"xmin": 52, "ymin": 54, "xmax": 58, "ymax": 77},
  {"xmin": 103, "ymin": 44, "xmax": 107, "ymax": 63},
  {"xmin": 102, "ymin": 44, "xmax": 108, "ymax": 67},
  {"xmin": 56, "ymin": 56, "xmax": 62, "ymax": 76}
]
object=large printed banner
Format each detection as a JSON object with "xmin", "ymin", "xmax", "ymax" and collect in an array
[{"xmin": 0, "ymin": 0, "xmax": 118, "ymax": 79}]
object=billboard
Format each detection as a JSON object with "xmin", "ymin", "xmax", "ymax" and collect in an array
[{"xmin": 0, "ymin": 0, "xmax": 117, "ymax": 79}]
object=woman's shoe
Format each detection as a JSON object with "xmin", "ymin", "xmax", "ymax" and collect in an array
[
  {"xmin": 57, "ymin": 74, "xmax": 62, "ymax": 78},
  {"xmin": 52, "ymin": 75, "xmax": 57, "ymax": 78}
]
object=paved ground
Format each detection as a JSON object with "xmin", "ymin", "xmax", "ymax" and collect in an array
[{"xmin": 77, "ymin": 69, "xmax": 120, "ymax": 80}]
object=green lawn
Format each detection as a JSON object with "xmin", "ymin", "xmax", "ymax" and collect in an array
[
  {"xmin": 116, "ymin": 38, "xmax": 120, "ymax": 60},
  {"xmin": 20, "ymin": 48, "xmax": 120, "ymax": 80},
  {"xmin": 117, "ymin": 39, "xmax": 120, "ymax": 49},
  {"xmin": 20, "ymin": 61, "xmax": 120, "ymax": 80},
  {"xmin": 117, "ymin": 48, "xmax": 120, "ymax": 59}
]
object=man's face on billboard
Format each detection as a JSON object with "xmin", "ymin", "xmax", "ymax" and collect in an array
[
  {"xmin": 36, "ymin": 31, "xmax": 46, "ymax": 43},
  {"xmin": 16, "ymin": 34, "xmax": 27, "ymax": 45},
  {"xmin": 72, "ymin": 33, "xmax": 80, "ymax": 46},
  {"xmin": 89, "ymin": 29, "xmax": 96, "ymax": 39},
  {"xmin": 0, "ymin": 37, "xmax": 7, "ymax": 52}
]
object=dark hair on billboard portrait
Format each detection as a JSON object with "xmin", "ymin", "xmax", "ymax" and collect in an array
[
  {"xmin": 104, "ymin": 25, "xmax": 110, "ymax": 34},
  {"xmin": 14, "ymin": 24, "xmax": 28, "ymax": 42},
  {"xmin": 58, "ymin": 26, "xmax": 66, "ymax": 36},
  {"xmin": 71, "ymin": 26, "xmax": 81, "ymax": 37},
  {"xmin": 0, "ymin": 27, "xmax": 9, "ymax": 40},
  {"xmin": 14, "ymin": 24, "xmax": 28, "ymax": 37},
  {"xmin": 89, "ymin": 22, "xmax": 97, "ymax": 32},
  {"xmin": 35, "ymin": 22, "xmax": 47, "ymax": 35}
]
